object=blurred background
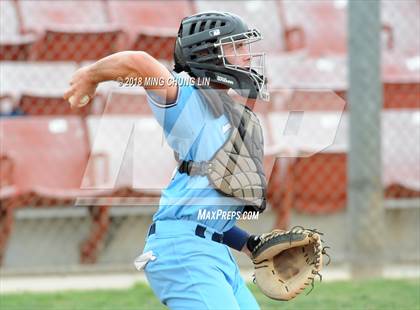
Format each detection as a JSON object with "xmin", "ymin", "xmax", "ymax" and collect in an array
[{"xmin": 0, "ymin": 0, "xmax": 419, "ymax": 297}]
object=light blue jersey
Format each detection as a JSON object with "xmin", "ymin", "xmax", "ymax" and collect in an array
[
  {"xmin": 146, "ymin": 73, "xmax": 243, "ymax": 232},
  {"xmin": 142, "ymin": 73, "xmax": 260, "ymax": 309}
]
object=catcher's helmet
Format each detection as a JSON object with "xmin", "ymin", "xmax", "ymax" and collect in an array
[{"xmin": 174, "ymin": 11, "xmax": 269, "ymax": 101}]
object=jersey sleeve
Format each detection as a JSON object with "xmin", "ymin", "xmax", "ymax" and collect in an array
[{"xmin": 146, "ymin": 75, "xmax": 207, "ymax": 158}]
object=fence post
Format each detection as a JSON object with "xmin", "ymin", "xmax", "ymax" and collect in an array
[{"xmin": 348, "ymin": 0, "xmax": 385, "ymax": 278}]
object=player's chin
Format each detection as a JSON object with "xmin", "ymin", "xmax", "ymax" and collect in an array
[{"xmin": 239, "ymin": 63, "xmax": 251, "ymax": 70}]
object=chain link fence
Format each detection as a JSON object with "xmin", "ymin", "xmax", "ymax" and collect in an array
[{"xmin": 0, "ymin": 0, "xmax": 419, "ymax": 273}]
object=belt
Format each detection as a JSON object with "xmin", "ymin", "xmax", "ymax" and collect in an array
[{"xmin": 147, "ymin": 222, "xmax": 224, "ymax": 243}]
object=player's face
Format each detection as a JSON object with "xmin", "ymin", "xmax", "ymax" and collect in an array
[{"xmin": 223, "ymin": 41, "xmax": 251, "ymax": 68}]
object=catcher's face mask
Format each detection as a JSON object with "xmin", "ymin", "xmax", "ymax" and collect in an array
[{"xmin": 215, "ymin": 29, "xmax": 269, "ymax": 101}]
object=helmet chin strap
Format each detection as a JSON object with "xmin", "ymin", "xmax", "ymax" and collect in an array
[
  {"xmin": 209, "ymin": 81, "xmax": 229, "ymax": 90},
  {"xmin": 207, "ymin": 82, "xmax": 256, "ymax": 110},
  {"xmin": 245, "ymin": 98, "xmax": 257, "ymax": 110}
]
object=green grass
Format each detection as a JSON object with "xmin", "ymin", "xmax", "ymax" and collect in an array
[{"xmin": 1, "ymin": 279, "xmax": 419, "ymax": 310}]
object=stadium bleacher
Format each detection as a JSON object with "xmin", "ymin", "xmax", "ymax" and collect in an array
[
  {"xmin": 195, "ymin": 0, "xmax": 290, "ymax": 54},
  {"xmin": 18, "ymin": 0, "xmax": 110, "ymax": 32},
  {"xmin": 0, "ymin": 61, "xmax": 77, "ymax": 95},
  {"xmin": 86, "ymin": 87, "xmax": 176, "ymax": 191},
  {"xmin": 0, "ymin": 61, "xmax": 82, "ymax": 115},
  {"xmin": 0, "ymin": 115, "xmax": 159, "ymax": 263},
  {"xmin": 18, "ymin": 94, "xmax": 93, "ymax": 116},
  {"xmin": 381, "ymin": 0, "xmax": 420, "ymax": 57},
  {"xmin": 279, "ymin": 0, "xmax": 403, "ymax": 57},
  {"xmin": 0, "ymin": 0, "xmax": 36, "ymax": 61},
  {"xmin": 281, "ymin": 0, "xmax": 348, "ymax": 56},
  {"xmin": 0, "ymin": 0, "xmax": 419, "ymax": 266},
  {"xmin": 279, "ymin": 152, "xmax": 347, "ymax": 225},
  {"xmin": 0, "ymin": 117, "xmax": 92, "ymax": 193},
  {"xmin": 17, "ymin": 0, "xmax": 123, "ymax": 61},
  {"xmin": 268, "ymin": 110, "xmax": 420, "ymax": 228},
  {"xmin": 0, "ymin": 116, "xmax": 90, "ymax": 263},
  {"xmin": 107, "ymin": 0, "xmax": 193, "ymax": 61}
]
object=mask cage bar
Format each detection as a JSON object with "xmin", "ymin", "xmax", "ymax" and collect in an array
[{"xmin": 214, "ymin": 29, "xmax": 269, "ymax": 101}]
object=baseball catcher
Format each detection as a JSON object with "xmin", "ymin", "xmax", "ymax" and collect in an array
[{"xmin": 65, "ymin": 11, "xmax": 328, "ymax": 309}]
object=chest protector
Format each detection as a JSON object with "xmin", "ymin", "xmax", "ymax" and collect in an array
[{"xmin": 177, "ymin": 87, "xmax": 267, "ymax": 213}]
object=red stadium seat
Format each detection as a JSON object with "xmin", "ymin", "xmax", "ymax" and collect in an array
[
  {"xmin": 0, "ymin": 116, "xmax": 111, "ymax": 264},
  {"xmin": 385, "ymin": 184, "xmax": 420, "ymax": 200},
  {"xmin": 277, "ymin": 152, "xmax": 347, "ymax": 229},
  {"xmin": 195, "ymin": 0, "xmax": 289, "ymax": 54},
  {"xmin": 86, "ymin": 114, "xmax": 177, "ymax": 192},
  {"xmin": 267, "ymin": 109, "xmax": 344, "ymax": 229},
  {"xmin": 0, "ymin": 117, "xmax": 93, "ymax": 196},
  {"xmin": 382, "ymin": 51, "xmax": 420, "ymax": 109},
  {"xmin": 0, "ymin": 113, "xmax": 170, "ymax": 263},
  {"xmin": 280, "ymin": 0, "xmax": 347, "ymax": 56},
  {"xmin": 131, "ymin": 31, "xmax": 177, "ymax": 62},
  {"xmin": 18, "ymin": 94, "xmax": 93, "ymax": 116},
  {"xmin": 272, "ymin": 109, "xmax": 420, "ymax": 228},
  {"xmin": 107, "ymin": 0, "xmax": 193, "ymax": 32},
  {"xmin": 0, "ymin": 62, "xmax": 78, "ymax": 97},
  {"xmin": 287, "ymin": 152, "xmax": 347, "ymax": 213},
  {"xmin": 30, "ymin": 29, "xmax": 123, "ymax": 61},
  {"xmin": 0, "ymin": 36, "xmax": 35, "ymax": 61},
  {"xmin": 280, "ymin": 1, "xmax": 394, "ymax": 56},
  {"xmin": 383, "ymin": 82, "xmax": 420, "ymax": 109},
  {"xmin": 267, "ymin": 54, "xmax": 347, "ymax": 91},
  {"xmin": 17, "ymin": 0, "xmax": 123, "ymax": 61},
  {"xmin": 264, "ymin": 104, "xmax": 347, "ymax": 220},
  {"xmin": 282, "ymin": 89, "xmax": 347, "ymax": 111},
  {"xmin": 0, "ymin": 0, "xmax": 36, "ymax": 60},
  {"xmin": 381, "ymin": 0, "xmax": 420, "ymax": 56},
  {"xmin": 107, "ymin": 0, "xmax": 194, "ymax": 60},
  {"xmin": 18, "ymin": 0, "xmax": 109, "ymax": 33},
  {"xmin": 276, "ymin": 151, "xmax": 420, "ymax": 229},
  {"xmin": 267, "ymin": 52, "xmax": 419, "ymax": 110},
  {"xmin": 0, "ymin": 62, "xmax": 102, "ymax": 116},
  {"xmin": 382, "ymin": 111, "xmax": 420, "ymax": 198}
]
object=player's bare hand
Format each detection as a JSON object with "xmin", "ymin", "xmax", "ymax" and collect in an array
[{"xmin": 64, "ymin": 66, "xmax": 98, "ymax": 109}]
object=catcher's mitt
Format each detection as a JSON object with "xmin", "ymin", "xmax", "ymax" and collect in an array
[{"xmin": 250, "ymin": 226, "xmax": 330, "ymax": 301}]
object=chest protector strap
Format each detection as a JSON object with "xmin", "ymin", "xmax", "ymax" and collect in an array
[{"xmin": 177, "ymin": 87, "xmax": 267, "ymax": 213}]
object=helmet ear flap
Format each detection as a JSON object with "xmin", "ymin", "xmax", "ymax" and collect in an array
[{"xmin": 174, "ymin": 38, "xmax": 187, "ymax": 73}]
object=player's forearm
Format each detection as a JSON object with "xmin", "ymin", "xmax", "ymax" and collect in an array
[
  {"xmin": 64, "ymin": 50, "xmax": 177, "ymax": 107},
  {"xmin": 82, "ymin": 50, "xmax": 177, "ymax": 102},
  {"xmin": 85, "ymin": 51, "xmax": 149, "ymax": 84}
]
